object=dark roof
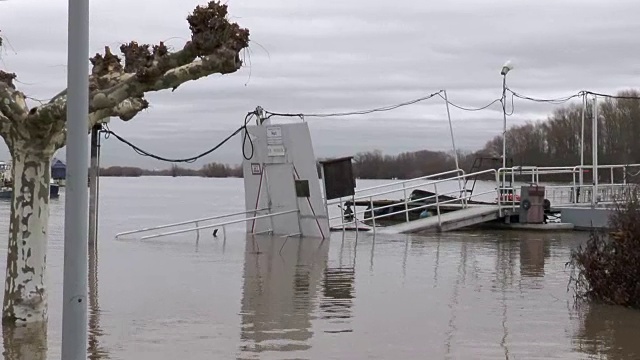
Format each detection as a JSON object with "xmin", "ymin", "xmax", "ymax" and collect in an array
[{"xmin": 51, "ymin": 158, "xmax": 66, "ymax": 168}]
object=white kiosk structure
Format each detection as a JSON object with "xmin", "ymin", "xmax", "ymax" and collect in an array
[
  {"xmin": 241, "ymin": 120, "xmax": 330, "ymax": 239},
  {"xmin": 115, "ymin": 119, "xmax": 357, "ymax": 241}
]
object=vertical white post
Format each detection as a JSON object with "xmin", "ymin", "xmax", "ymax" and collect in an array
[
  {"xmin": 579, "ymin": 94, "xmax": 586, "ymax": 188},
  {"xmin": 88, "ymin": 124, "xmax": 100, "ymax": 248},
  {"xmin": 61, "ymin": 0, "xmax": 89, "ymax": 358},
  {"xmin": 592, "ymin": 95, "xmax": 599, "ymax": 207},
  {"xmin": 442, "ymin": 90, "xmax": 462, "ymax": 196},
  {"xmin": 501, "ymin": 75, "xmax": 508, "ymax": 192},
  {"xmin": 402, "ymin": 184, "xmax": 409, "ymax": 223}
]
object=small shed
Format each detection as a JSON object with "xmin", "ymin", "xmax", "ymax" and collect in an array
[{"xmin": 51, "ymin": 158, "xmax": 66, "ymax": 180}]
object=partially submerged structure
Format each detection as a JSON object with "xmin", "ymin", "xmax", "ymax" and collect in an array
[{"xmin": 117, "ymin": 118, "xmax": 634, "ymax": 241}]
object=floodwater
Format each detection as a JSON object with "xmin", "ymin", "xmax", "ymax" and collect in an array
[{"xmin": 0, "ymin": 177, "xmax": 639, "ymax": 359}]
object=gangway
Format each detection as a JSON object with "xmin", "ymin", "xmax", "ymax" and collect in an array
[
  {"xmin": 378, "ymin": 204, "xmax": 503, "ymax": 234},
  {"xmin": 324, "ymin": 168, "xmax": 508, "ymax": 233}
]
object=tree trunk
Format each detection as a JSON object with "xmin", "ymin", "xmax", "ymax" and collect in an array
[{"xmin": 2, "ymin": 149, "xmax": 53, "ymax": 324}]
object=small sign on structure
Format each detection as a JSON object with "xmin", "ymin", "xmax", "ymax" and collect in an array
[
  {"xmin": 267, "ymin": 145, "xmax": 286, "ymax": 157},
  {"xmin": 266, "ymin": 126, "xmax": 283, "ymax": 145},
  {"xmin": 251, "ymin": 163, "xmax": 261, "ymax": 175}
]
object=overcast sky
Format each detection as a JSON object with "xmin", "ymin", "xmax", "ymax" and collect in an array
[{"xmin": 1, "ymin": 0, "xmax": 639, "ymax": 168}]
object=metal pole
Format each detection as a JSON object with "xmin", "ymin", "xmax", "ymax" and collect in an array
[
  {"xmin": 88, "ymin": 124, "xmax": 101, "ymax": 248},
  {"xmin": 579, "ymin": 94, "xmax": 586, "ymax": 188},
  {"xmin": 501, "ymin": 74, "xmax": 508, "ymax": 193},
  {"xmin": 443, "ymin": 90, "xmax": 463, "ymax": 196},
  {"xmin": 592, "ymin": 95, "xmax": 598, "ymax": 207},
  {"xmin": 61, "ymin": 0, "xmax": 89, "ymax": 358},
  {"xmin": 95, "ymin": 127, "xmax": 102, "ymax": 240}
]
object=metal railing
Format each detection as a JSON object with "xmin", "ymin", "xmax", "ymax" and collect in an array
[
  {"xmin": 115, "ymin": 207, "xmax": 298, "ymax": 241},
  {"xmin": 496, "ymin": 163, "xmax": 640, "ymax": 211},
  {"xmin": 330, "ymin": 162, "xmax": 640, "ymax": 232},
  {"xmin": 140, "ymin": 209, "xmax": 299, "ymax": 240},
  {"xmin": 328, "ymin": 169, "xmax": 501, "ymax": 232}
]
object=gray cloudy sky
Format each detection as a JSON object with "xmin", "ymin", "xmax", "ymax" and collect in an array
[{"xmin": 1, "ymin": 0, "xmax": 639, "ymax": 168}]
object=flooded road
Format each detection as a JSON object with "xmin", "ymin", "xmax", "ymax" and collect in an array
[{"xmin": 0, "ymin": 177, "xmax": 639, "ymax": 359}]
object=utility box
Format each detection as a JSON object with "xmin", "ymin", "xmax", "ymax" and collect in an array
[
  {"xmin": 519, "ymin": 185, "xmax": 546, "ymax": 224},
  {"xmin": 320, "ymin": 157, "xmax": 355, "ymax": 201}
]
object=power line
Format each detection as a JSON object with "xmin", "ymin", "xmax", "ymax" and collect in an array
[
  {"xmin": 263, "ymin": 91, "xmax": 444, "ymax": 119},
  {"xmin": 98, "ymin": 86, "xmax": 640, "ymax": 165},
  {"xmin": 437, "ymin": 93, "xmax": 502, "ymax": 112},
  {"xmin": 506, "ymin": 87, "xmax": 584, "ymax": 104},
  {"xmin": 585, "ymin": 91, "xmax": 640, "ymax": 100},
  {"xmin": 507, "ymin": 88, "xmax": 640, "ymax": 102},
  {"xmin": 102, "ymin": 111, "xmax": 257, "ymax": 163}
]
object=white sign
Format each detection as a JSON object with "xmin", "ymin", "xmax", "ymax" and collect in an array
[
  {"xmin": 251, "ymin": 163, "xmax": 261, "ymax": 175},
  {"xmin": 266, "ymin": 126, "xmax": 283, "ymax": 145},
  {"xmin": 267, "ymin": 145, "xmax": 286, "ymax": 157}
]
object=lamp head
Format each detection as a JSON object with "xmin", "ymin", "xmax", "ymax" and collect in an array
[{"xmin": 501, "ymin": 60, "xmax": 514, "ymax": 76}]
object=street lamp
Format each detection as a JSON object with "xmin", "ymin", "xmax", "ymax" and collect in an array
[
  {"xmin": 500, "ymin": 60, "xmax": 513, "ymax": 169},
  {"xmin": 500, "ymin": 60, "xmax": 513, "ymax": 193}
]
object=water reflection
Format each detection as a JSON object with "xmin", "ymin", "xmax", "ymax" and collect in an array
[
  {"xmin": 2, "ymin": 322, "xmax": 46, "ymax": 360},
  {"xmin": 574, "ymin": 304, "xmax": 640, "ymax": 360},
  {"xmin": 0, "ymin": 243, "xmax": 108, "ymax": 360},
  {"xmin": 494, "ymin": 237, "xmax": 518, "ymax": 360},
  {"xmin": 519, "ymin": 235, "xmax": 551, "ymax": 278},
  {"xmin": 88, "ymin": 243, "xmax": 108, "ymax": 359},
  {"xmin": 319, "ymin": 235, "xmax": 355, "ymax": 334},
  {"xmin": 238, "ymin": 235, "xmax": 329, "ymax": 358}
]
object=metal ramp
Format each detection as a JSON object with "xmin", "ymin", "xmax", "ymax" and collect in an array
[{"xmin": 378, "ymin": 205, "xmax": 502, "ymax": 234}]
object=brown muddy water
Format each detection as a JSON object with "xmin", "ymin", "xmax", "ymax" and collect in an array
[{"xmin": 0, "ymin": 177, "xmax": 639, "ymax": 359}]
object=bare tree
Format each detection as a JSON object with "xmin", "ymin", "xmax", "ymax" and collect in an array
[{"xmin": 0, "ymin": 1, "xmax": 249, "ymax": 324}]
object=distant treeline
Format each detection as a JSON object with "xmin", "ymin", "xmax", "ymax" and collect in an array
[
  {"xmin": 99, "ymin": 163, "xmax": 243, "ymax": 178},
  {"xmin": 99, "ymin": 90, "xmax": 640, "ymax": 181}
]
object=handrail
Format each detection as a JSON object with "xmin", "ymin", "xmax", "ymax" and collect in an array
[
  {"xmin": 335, "ymin": 188, "xmax": 498, "ymax": 229},
  {"xmin": 350, "ymin": 169, "xmax": 465, "ymax": 194},
  {"xmin": 328, "ymin": 168, "xmax": 494, "ymax": 207},
  {"xmin": 331, "ymin": 169, "xmax": 499, "ymax": 229},
  {"xmin": 115, "ymin": 207, "xmax": 271, "ymax": 239},
  {"xmin": 140, "ymin": 209, "xmax": 300, "ymax": 240},
  {"xmin": 328, "ymin": 185, "xmax": 495, "ymax": 223}
]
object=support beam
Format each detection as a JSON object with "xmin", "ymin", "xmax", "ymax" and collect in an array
[{"xmin": 88, "ymin": 124, "xmax": 101, "ymax": 248}]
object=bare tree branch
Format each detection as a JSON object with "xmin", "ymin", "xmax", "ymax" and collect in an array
[
  {"xmin": 0, "ymin": 112, "xmax": 11, "ymax": 139},
  {"xmin": 52, "ymin": 97, "xmax": 150, "ymax": 150},
  {"xmin": 27, "ymin": 1, "xmax": 249, "ymax": 133},
  {"xmin": 89, "ymin": 96, "xmax": 149, "ymax": 124},
  {"xmin": 0, "ymin": 82, "xmax": 29, "ymax": 122}
]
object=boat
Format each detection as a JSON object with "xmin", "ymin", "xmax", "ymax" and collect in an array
[
  {"xmin": 0, "ymin": 161, "xmax": 60, "ymax": 200},
  {"xmin": 0, "ymin": 180, "xmax": 60, "ymax": 200}
]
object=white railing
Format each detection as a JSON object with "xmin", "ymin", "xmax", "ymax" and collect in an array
[
  {"xmin": 115, "ymin": 207, "xmax": 298, "ymax": 241},
  {"xmin": 139, "ymin": 209, "xmax": 300, "ymax": 240},
  {"xmin": 328, "ymin": 169, "xmax": 501, "ymax": 232}
]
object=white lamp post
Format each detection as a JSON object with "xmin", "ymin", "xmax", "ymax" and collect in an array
[
  {"xmin": 500, "ymin": 60, "xmax": 514, "ymax": 192},
  {"xmin": 61, "ymin": 0, "xmax": 90, "ymax": 358},
  {"xmin": 500, "ymin": 60, "xmax": 513, "ymax": 169}
]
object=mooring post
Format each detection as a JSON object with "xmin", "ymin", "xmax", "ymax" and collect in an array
[{"xmin": 88, "ymin": 124, "xmax": 101, "ymax": 248}]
